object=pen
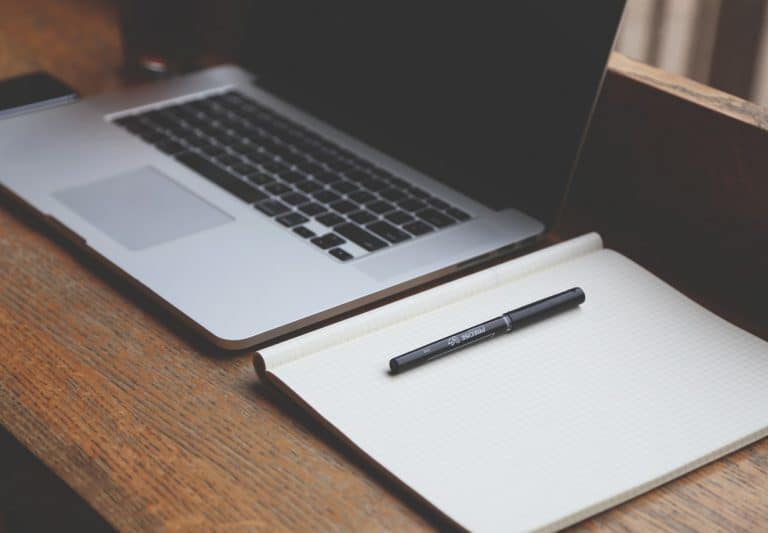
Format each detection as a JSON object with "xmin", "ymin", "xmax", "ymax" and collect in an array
[{"xmin": 388, "ymin": 287, "xmax": 585, "ymax": 374}]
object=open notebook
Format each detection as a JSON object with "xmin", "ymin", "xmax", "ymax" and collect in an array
[{"xmin": 254, "ymin": 233, "xmax": 768, "ymax": 531}]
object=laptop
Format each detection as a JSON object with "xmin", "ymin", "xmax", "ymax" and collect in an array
[{"xmin": 0, "ymin": 2, "xmax": 625, "ymax": 349}]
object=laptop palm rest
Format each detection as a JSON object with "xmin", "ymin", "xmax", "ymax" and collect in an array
[{"xmin": 54, "ymin": 166, "xmax": 233, "ymax": 250}]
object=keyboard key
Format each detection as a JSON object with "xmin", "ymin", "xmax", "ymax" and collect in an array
[
  {"xmin": 329, "ymin": 248, "xmax": 353, "ymax": 261},
  {"xmin": 276, "ymin": 212, "xmax": 309, "ymax": 227},
  {"xmin": 403, "ymin": 221, "xmax": 435, "ymax": 236},
  {"xmin": 254, "ymin": 199, "xmax": 291, "ymax": 217},
  {"xmin": 245, "ymin": 172, "xmax": 274, "ymax": 186},
  {"xmin": 281, "ymin": 192, "xmax": 310, "ymax": 206},
  {"xmin": 197, "ymin": 144, "xmax": 227, "ymax": 158},
  {"xmin": 295, "ymin": 180, "xmax": 323, "ymax": 194},
  {"xmin": 349, "ymin": 210, "xmax": 377, "ymax": 225},
  {"xmin": 215, "ymin": 154, "xmax": 243, "ymax": 168},
  {"xmin": 408, "ymin": 186, "xmax": 430, "ymax": 198},
  {"xmin": 298, "ymin": 161, "xmax": 325, "ymax": 176},
  {"xmin": 311, "ymin": 233, "xmax": 346, "ymax": 250},
  {"xmin": 385, "ymin": 211, "xmax": 414, "ymax": 225},
  {"xmin": 428, "ymin": 197, "xmax": 450, "ymax": 210},
  {"xmin": 331, "ymin": 180, "xmax": 358, "ymax": 194},
  {"xmin": 398, "ymin": 198, "xmax": 427, "ymax": 212},
  {"xmin": 265, "ymin": 182, "xmax": 291, "ymax": 195},
  {"xmin": 293, "ymin": 226, "xmax": 315, "ymax": 239},
  {"xmin": 280, "ymin": 170, "xmax": 306, "ymax": 183},
  {"xmin": 348, "ymin": 190, "xmax": 376, "ymax": 204},
  {"xmin": 367, "ymin": 200, "xmax": 396, "ymax": 214},
  {"xmin": 380, "ymin": 188, "xmax": 408, "ymax": 202},
  {"xmin": 416, "ymin": 208, "xmax": 456, "ymax": 228},
  {"xmin": 446, "ymin": 207, "xmax": 471, "ymax": 221},
  {"xmin": 261, "ymin": 160, "xmax": 289, "ymax": 173},
  {"xmin": 330, "ymin": 200, "xmax": 358, "ymax": 214},
  {"xmin": 175, "ymin": 152, "xmax": 266, "ymax": 203},
  {"xmin": 298, "ymin": 202, "xmax": 326, "ymax": 216},
  {"xmin": 231, "ymin": 162, "xmax": 258, "ymax": 176},
  {"xmin": 155, "ymin": 139, "xmax": 185, "ymax": 155},
  {"xmin": 313, "ymin": 190, "xmax": 340, "ymax": 204},
  {"xmin": 317, "ymin": 212, "xmax": 345, "ymax": 227},
  {"xmin": 314, "ymin": 170, "xmax": 343, "ymax": 184},
  {"xmin": 361, "ymin": 178, "xmax": 388, "ymax": 191},
  {"xmin": 335, "ymin": 223, "xmax": 388, "ymax": 252},
  {"xmin": 366, "ymin": 221, "xmax": 412, "ymax": 244}
]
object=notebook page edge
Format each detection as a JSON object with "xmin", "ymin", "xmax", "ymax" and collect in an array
[{"xmin": 255, "ymin": 232, "xmax": 603, "ymax": 372}]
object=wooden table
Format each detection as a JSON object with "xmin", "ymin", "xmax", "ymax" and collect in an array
[{"xmin": 1, "ymin": 0, "xmax": 767, "ymax": 530}]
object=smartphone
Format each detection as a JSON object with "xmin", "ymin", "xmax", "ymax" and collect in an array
[{"xmin": 0, "ymin": 71, "xmax": 78, "ymax": 119}]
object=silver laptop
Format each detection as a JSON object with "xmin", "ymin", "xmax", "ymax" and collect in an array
[{"xmin": 0, "ymin": 3, "xmax": 625, "ymax": 348}]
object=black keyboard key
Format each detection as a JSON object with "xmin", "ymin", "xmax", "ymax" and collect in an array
[
  {"xmin": 261, "ymin": 160, "xmax": 289, "ymax": 173},
  {"xmin": 330, "ymin": 180, "xmax": 358, "ymax": 194},
  {"xmin": 329, "ymin": 248, "xmax": 353, "ymax": 262},
  {"xmin": 384, "ymin": 175, "xmax": 409, "ymax": 188},
  {"xmin": 254, "ymin": 199, "xmax": 291, "ymax": 217},
  {"xmin": 380, "ymin": 188, "xmax": 408, "ymax": 202},
  {"xmin": 367, "ymin": 221, "xmax": 411, "ymax": 244},
  {"xmin": 276, "ymin": 212, "xmax": 309, "ymax": 227},
  {"xmin": 176, "ymin": 152, "xmax": 266, "ymax": 203},
  {"xmin": 446, "ymin": 207, "xmax": 471, "ymax": 221},
  {"xmin": 398, "ymin": 198, "xmax": 427, "ymax": 212},
  {"xmin": 313, "ymin": 190, "xmax": 340, "ymax": 204},
  {"xmin": 298, "ymin": 202, "xmax": 326, "ymax": 216},
  {"xmin": 408, "ymin": 186, "xmax": 430, "ymax": 199},
  {"xmin": 231, "ymin": 162, "xmax": 258, "ymax": 176},
  {"xmin": 349, "ymin": 210, "xmax": 377, "ymax": 225},
  {"xmin": 403, "ymin": 221, "xmax": 435, "ymax": 236},
  {"xmin": 293, "ymin": 226, "xmax": 315, "ymax": 239},
  {"xmin": 361, "ymin": 178, "xmax": 388, "ymax": 191},
  {"xmin": 335, "ymin": 223, "xmax": 388, "ymax": 252},
  {"xmin": 245, "ymin": 150, "xmax": 274, "ymax": 165},
  {"xmin": 139, "ymin": 130, "xmax": 165, "ymax": 144},
  {"xmin": 416, "ymin": 208, "xmax": 456, "ymax": 228},
  {"xmin": 282, "ymin": 192, "xmax": 310, "ymax": 206},
  {"xmin": 197, "ymin": 144, "xmax": 227, "ymax": 158},
  {"xmin": 330, "ymin": 200, "xmax": 358, "ymax": 214},
  {"xmin": 428, "ymin": 197, "xmax": 450, "ymax": 210},
  {"xmin": 348, "ymin": 190, "xmax": 375, "ymax": 204},
  {"xmin": 314, "ymin": 170, "xmax": 343, "ymax": 184},
  {"xmin": 295, "ymin": 180, "xmax": 323, "ymax": 194},
  {"xmin": 265, "ymin": 182, "xmax": 291, "ymax": 195},
  {"xmin": 155, "ymin": 139, "xmax": 185, "ymax": 155},
  {"xmin": 311, "ymin": 233, "xmax": 346, "ymax": 250},
  {"xmin": 385, "ymin": 211, "xmax": 414, "ymax": 225},
  {"xmin": 280, "ymin": 170, "xmax": 306, "ymax": 183},
  {"xmin": 254, "ymin": 200, "xmax": 291, "ymax": 217},
  {"xmin": 215, "ymin": 154, "xmax": 243, "ymax": 168},
  {"xmin": 317, "ymin": 212, "xmax": 345, "ymax": 227},
  {"xmin": 246, "ymin": 172, "xmax": 274, "ymax": 186},
  {"xmin": 298, "ymin": 161, "xmax": 325, "ymax": 176},
  {"xmin": 367, "ymin": 200, "xmax": 396, "ymax": 214}
]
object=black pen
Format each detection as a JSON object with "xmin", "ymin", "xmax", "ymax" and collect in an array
[{"xmin": 389, "ymin": 287, "xmax": 585, "ymax": 374}]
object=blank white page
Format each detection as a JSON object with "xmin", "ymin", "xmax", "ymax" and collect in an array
[{"xmin": 264, "ymin": 248, "xmax": 768, "ymax": 532}]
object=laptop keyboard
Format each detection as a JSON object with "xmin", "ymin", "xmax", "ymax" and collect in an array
[{"xmin": 113, "ymin": 90, "xmax": 471, "ymax": 261}]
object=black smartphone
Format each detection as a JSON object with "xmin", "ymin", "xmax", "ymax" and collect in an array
[{"xmin": 0, "ymin": 71, "xmax": 78, "ymax": 119}]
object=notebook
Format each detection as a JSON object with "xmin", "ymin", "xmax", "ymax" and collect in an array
[{"xmin": 253, "ymin": 233, "xmax": 768, "ymax": 531}]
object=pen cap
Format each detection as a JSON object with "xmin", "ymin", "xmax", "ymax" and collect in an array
[{"xmin": 503, "ymin": 287, "xmax": 585, "ymax": 330}]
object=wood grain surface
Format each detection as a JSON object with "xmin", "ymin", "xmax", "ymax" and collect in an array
[{"xmin": 1, "ymin": 0, "xmax": 767, "ymax": 531}]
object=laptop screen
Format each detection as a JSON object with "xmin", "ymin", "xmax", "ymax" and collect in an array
[{"xmin": 242, "ymin": 2, "xmax": 625, "ymax": 228}]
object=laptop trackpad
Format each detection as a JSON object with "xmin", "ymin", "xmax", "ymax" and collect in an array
[{"xmin": 55, "ymin": 166, "xmax": 233, "ymax": 250}]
